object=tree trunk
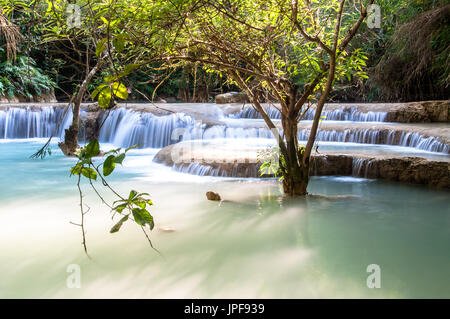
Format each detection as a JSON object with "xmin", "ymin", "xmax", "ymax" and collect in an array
[
  {"xmin": 58, "ymin": 98, "xmax": 81, "ymax": 156},
  {"xmin": 58, "ymin": 61, "xmax": 101, "ymax": 156},
  {"xmin": 281, "ymin": 114, "xmax": 309, "ymax": 196},
  {"xmin": 283, "ymin": 177, "xmax": 308, "ymax": 196}
]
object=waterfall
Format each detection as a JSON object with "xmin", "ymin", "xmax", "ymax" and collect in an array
[
  {"xmin": 386, "ymin": 131, "xmax": 449, "ymax": 153},
  {"xmin": 298, "ymin": 129, "xmax": 382, "ymax": 144},
  {"xmin": 352, "ymin": 158, "xmax": 373, "ymax": 178},
  {"xmin": 173, "ymin": 162, "xmax": 258, "ymax": 178},
  {"xmin": 230, "ymin": 106, "xmax": 282, "ymax": 119},
  {"xmin": 174, "ymin": 163, "xmax": 223, "ymax": 177},
  {"xmin": 310, "ymin": 108, "xmax": 388, "ymax": 122},
  {"xmin": 0, "ymin": 107, "xmax": 72, "ymax": 139},
  {"xmin": 1, "ymin": 106, "xmax": 447, "ymax": 154},
  {"xmin": 298, "ymin": 129, "xmax": 449, "ymax": 154},
  {"xmin": 98, "ymin": 108, "xmax": 197, "ymax": 148},
  {"xmin": 231, "ymin": 106, "xmax": 388, "ymax": 122}
]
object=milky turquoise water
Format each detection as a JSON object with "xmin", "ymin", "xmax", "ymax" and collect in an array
[{"xmin": 0, "ymin": 140, "xmax": 449, "ymax": 298}]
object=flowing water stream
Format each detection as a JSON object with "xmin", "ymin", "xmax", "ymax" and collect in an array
[{"xmin": 0, "ymin": 103, "xmax": 449, "ymax": 298}]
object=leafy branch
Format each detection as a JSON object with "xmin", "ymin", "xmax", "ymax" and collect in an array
[{"xmin": 70, "ymin": 139, "xmax": 160, "ymax": 257}]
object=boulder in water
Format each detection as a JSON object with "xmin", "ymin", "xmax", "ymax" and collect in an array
[
  {"xmin": 206, "ymin": 191, "xmax": 221, "ymax": 201},
  {"xmin": 215, "ymin": 92, "xmax": 249, "ymax": 104}
]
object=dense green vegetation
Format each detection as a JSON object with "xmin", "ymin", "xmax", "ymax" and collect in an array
[
  {"xmin": 334, "ymin": 0, "xmax": 450, "ymax": 101},
  {"xmin": 0, "ymin": 52, "xmax": 55, "ymax": 100},
  {"xmin": 1, "ymin": 0, "xmax": 447, "ymax": 102}
]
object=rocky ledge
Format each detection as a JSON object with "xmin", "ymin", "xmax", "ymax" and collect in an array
[
  {"xmin": 384, "ymin": 100, "xmax": 449, "ymax": 123},
  {"xmin": 154, "ymin": 144, "xmax": 450, "ymax": 189}
]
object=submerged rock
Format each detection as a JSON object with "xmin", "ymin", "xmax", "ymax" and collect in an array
[{"xmin": 206, "ymin": 191, "xmax": 221, "ymax": 201}]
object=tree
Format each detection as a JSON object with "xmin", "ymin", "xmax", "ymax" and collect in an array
[
  {"xmin": 1, "ymin": 0, "xmax": 168, "ymax": 255},
  {"xmin": 155, "ymin": 0, "xmax": 375, "ymax": 196}
]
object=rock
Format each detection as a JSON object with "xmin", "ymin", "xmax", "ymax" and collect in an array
[
  {"xmin": 85, "ymin": 102, "xmax": 100, "ymax": 113},
  {"xmin": 79, "ymin": 103, "xmax": 102, "ymax": 141},
  {"xmin": 215, "ymin": 92, "xmax": 249, "ymax": 104},
  {"xmin": 165, "ymin": 97, "xmax": 177, "ymax": 103},
  {"xmin": 385, "ymin": 100, "xmax": 449, "ymax": 123},
  {"xmin": 206, "ymin": 191, "xmax": 221, "ymax": 201},
  {"xmin": 80, "ymin": 113, "xmax": 100, "ymax": 141},
  {"xmin": 154, "ymin": 144, "xmax": 450, "ymax": 189},
  {"xmin": 58, "ymin": 142, "xmax": 80, "ymax": 157}
]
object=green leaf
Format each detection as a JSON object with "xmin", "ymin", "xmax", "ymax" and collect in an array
[
  {"xmin": 132, "ymin": 208, "xmax": 154, "ymax": 229},
  {"xmin": 113, "ymin": 34, "xmax": 126, "ymax": 52},
  {"xmin": 84, "ymin": 139, "xmax": 100, "ymax": 158},
  {"xmin": 91, "ymin": 84, "xmax": 107, "ymax": 100},
  {"xmin": 81, "ymin": 167, "xmax": 97, "ymax": 180},
  {"xmin": 110, "ymin": 215, "xmax": 128, "ymax": 233},
  {"xmin": 98, "ymin": 88, "xmax": 112, "ymax": 109},
  {"xmin": 113, "ymin": 203, "xmax": 127, "ymax": 213},
  {"xmin": 70, "ymin": 163, "xmax": 83, "ymax": 175},
  {"xmin": 104, "ymin": 74, "xmax": 119, "ymax": 83},
  {"xmin": 128, "ymin": 190, "xmax": 137, "ymax": 201},
  {"xmin": 104, "ymin": 148, "xmax": 122, "ymax": 155},
  {"xmin": 133, "ymin": 200, "xmax": 146, "ymax": 209},
  {"xmin": 111, "ymin": 82, "xmax": 128, "ymax": 100},
  {"xmin": 103, "ymin": 155, "xmax": 116, "ymax": 176},
  {"xmin": 114, "ymin": 153, "xmax": 126, "ymax": 164},
  {"xmin": 122, "ymin": 64, "xmax": 139, "ymax": 76},
  {"xmin": 96, "ymin": 38, "xmax": 107, "ymax": 57}
]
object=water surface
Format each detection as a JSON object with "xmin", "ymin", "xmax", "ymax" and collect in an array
[{"xmin": 0, "ymin": 141, "xmax": 449, "ymax": 298}]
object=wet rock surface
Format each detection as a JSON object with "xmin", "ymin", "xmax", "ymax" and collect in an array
[
  {"xmin": 80, "ymin": 104, "xmax": 102, "ymax": 141},
  {"xmin": 154, "ymin": 145, "xmax": 450, "ymax": 189},
  {"xmin": 206, "ymin": 191, "xmax": 221, "ymax": 201},
  {"xmin": 384, "ymin": 100, "xmax": 449, "ymax": 123}
]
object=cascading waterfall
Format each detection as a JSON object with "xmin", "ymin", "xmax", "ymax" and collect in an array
[
  {"xmin": 1, "ymin": 105, "xmax": 448, "ymax": 154},
  {"xmin": 305, "ymin": 108, "xmax": 388, "ymax": 122},
  {"xmin": 230, "ymin": 105, "xmax": 388, "ymax": 122},
  {"xmin": 173, "ymin": 162, "xmax": 258, "ymax": 178},
  {"xmin": 351, "ymin": 158, "xmax": 374, "ymax": 178},
  {"xmin": 0, "ymin": 107, "xmax": 72, "ymax": 139},
  {"xmin": 298, "ymin": 129, "xmax": 449, "ymax": 154},
  {"xmin": 386, "ymin": 131, "xmax": 449, "ymax": 154},
  {"xmin": 98, "ymin": 108, "xmax": 197, "ymax": 148},
  {"xmin": 174, "ymin": 163, "xmax": 224, "ymax": 177},
  {"xmin": 229, "ymin": 106, "xmax": 282, "ymax": 119}
]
